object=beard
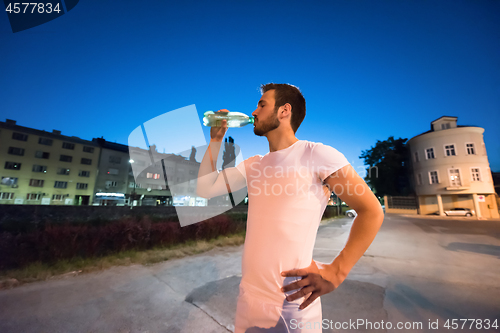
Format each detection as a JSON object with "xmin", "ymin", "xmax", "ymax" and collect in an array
[{"xmin": 253, "ymin": 111, "xmax": 280, "ymax": 136}]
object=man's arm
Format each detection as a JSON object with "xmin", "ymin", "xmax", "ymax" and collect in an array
[
  {"xmin": 281, "ymin": 164, "xmax": 384, "ymax": 309},
  {"xmin": 196, "ymin": 111, "xmax": 246, "ymax": 199}
]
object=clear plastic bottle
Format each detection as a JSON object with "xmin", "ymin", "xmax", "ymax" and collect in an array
[{"xmin": 203, "ymin": 111, "xmax": 255, "ymax": 128}]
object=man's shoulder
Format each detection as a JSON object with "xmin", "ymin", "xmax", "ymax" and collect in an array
[{"xmin": 299, "ymin": 140, "xmax": 338, "ymax": 152}]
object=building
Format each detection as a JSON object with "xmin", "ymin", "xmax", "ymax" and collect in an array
[
  {"xmin": 0, "ymin": 119, "xmax": 207, "ymax": 207},
  {"xmin": 92, "ymin": 138, "xmax": 133, "ymax": 206},
  {"xmin": 408, "ymin": 116, "xmax": 499, "ymax": 218},
  {"xmin": 0, "ymin": 119, "xmax": 100, "ymax": 205},
  {"xmin": 128, "ymin": 144, "xmax": 205, "ymax": 206}
]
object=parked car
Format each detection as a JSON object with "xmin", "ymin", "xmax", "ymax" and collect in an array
[
  {"xmin": 345, "ymin": 209, "xmax": 356, "ymax": 218},
  {"xmin": 444, "ymin": 208, "xmax": 474, "ymax": 217},
  {"xmin": 345, "ymin": 205, "xmax": 385, "ymax": 218}
]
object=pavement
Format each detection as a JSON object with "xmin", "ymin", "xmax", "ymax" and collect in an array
[{"xmin": 0, "ymin": 214, "xmax": 499, "ymax": 333}]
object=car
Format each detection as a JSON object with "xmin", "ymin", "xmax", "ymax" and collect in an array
[
  {"xmin": 345, "ymin": 205, "xmax": 385, "ymax": 218},
  {"xmin": 444, "ymin": 208, "xmax": 474, "ymax": 217},
  {"xmin": 345, "ymin": 209, "xmax": 356, "ymax": 218}
]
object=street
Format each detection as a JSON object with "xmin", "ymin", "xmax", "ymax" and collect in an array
[{"xmin": 0, "ymin": 214, "xmax": 499, "ymax": 332}]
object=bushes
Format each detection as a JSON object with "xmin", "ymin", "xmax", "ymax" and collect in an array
[{"xmin": 0, "ymin": 214, "xmax": 246, "ymax": 271}]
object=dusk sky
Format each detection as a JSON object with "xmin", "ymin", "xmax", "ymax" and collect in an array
[{"xmin": 1, "ymin": 0, "xmax": 499, "ymax": 172}]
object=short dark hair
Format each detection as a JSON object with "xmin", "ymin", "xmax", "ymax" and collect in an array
[{"xmin": 260, "ymin": 83, "xmax": 306, "ymax": 133}]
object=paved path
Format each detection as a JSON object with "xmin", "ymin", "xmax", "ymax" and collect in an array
[{"xmin": 0, "ymin": 215, "xmax": 499, "ymax": 332}]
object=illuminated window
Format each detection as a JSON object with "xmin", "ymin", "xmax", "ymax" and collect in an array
[{"xmin": 146, "ymin": 173, "xmax": 160, "ymax": 179}]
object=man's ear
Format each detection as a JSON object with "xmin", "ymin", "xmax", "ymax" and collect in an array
[{"xmin": 278, "ymin": 103, "xmax": 292, "ymax": 120}]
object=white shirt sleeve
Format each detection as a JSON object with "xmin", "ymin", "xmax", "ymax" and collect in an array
[
  {"xmin": 235, "ymin": 155, "xmax": 260, "ymax": 183},
  {"xmin": 312, "ymin": 143, "xmax": 350, "ymax": 181}
]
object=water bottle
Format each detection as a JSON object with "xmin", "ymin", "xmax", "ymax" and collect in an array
[{"xmin": 203, "ymin": 111, "xmax": 255, "ymax": 128}]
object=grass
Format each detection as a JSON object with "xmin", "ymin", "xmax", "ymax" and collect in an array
[
  {"xmin": 0, "ymin": 210, "xmax": 348, "ymax": 289},
  {"xmin": 0, "ymin": 231, "xmax": 246, "ymax": 289}
]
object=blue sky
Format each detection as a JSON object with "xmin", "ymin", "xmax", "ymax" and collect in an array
[{"xmin": 1, "ymin": 0, "xmax": 499, "ymax": 171}]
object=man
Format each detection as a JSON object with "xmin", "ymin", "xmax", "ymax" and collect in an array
[{"xmin": 197, "ymin": 83, "xmax": 384, "ymax": 332}]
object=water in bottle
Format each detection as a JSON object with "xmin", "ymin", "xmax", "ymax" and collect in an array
[{"xmin": 203, "ymin": 111, "xmax": 255, "ymax": 128}]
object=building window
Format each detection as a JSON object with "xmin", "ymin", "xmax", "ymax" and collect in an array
[
  {"xmin": 441, "ymin": 123, "xmax": 451, "ymax": 130},
  {"xmin": 76, "ymin": 183, "xmax": 88, "ymax": 190},
  {"xmin": 5, "ymin": 162, "xmax": 21, "ymax": 170},
  {"xmin": 8, "ymin": 147, "xmax": 25, "ymax": 156},
  {"xmin": 105, "ymin": 180, "xmax": 117, "ymax": 188},
  {"xmin": 1, "ymin": 177, "xmax": 18, "ymax": 185},
  {"xmin": 414, "ymin": 152, "xmax": 419, "ymax": 163},
  {"xmin": 448, "ymin": 169, "xmax": 462, "ymax": 186},
  {"xmin": 429, "ymin": 171, "xmax": 439, "ymax": 184},
  {"xmin": 466, "ymin": 143, "xmax": 475, "ymax": 155},
  {"xmin": 29, "ymin": 179, "xmax": 44, "ymax": 187},
  {"xmin": 79, "ymin": 170, "xmax": 90, "ymax": 177},
  {"xmin": 444, "ymin": 144, "xmax": 456, "ymax": 156},
  {"xmin": 0, "ymin": 192, "xmax": 14, "ymax": 200},
  {"xmin": 38, "ymin": 137, "xmax": 53, "ymax": 146},
  {"xmin": 57, "ymin": 168, "xmax": 70, "ymax": 175},
  {"xmin": 146, "ymin": 173, "xmax": 160, "ymax": 179},
  {"xmin": 60, "ymin": 155, "xmax": 73, "ymax": 162},
  {"xmin": 107, "ymin": 168, "xmax": 119, "ymax": 175},
  {"xmin": 425, "ymin": 148, "xmax": 435, "ymax": 159},
  {"xmin": 416, "ymin": 173, "xmax": 422, "ymax": 186},
  {"xmin": 26, "ymin": 193, "xmax": 41, "ymax": 201},
  {"xmin": 54, "ymin": 181, "xmax": 68, "ymax": 189},
  {"xmin": 62, "ymin": 142, "xmax": 75, "ymax": 150},
  {"xmin": 471, "ymin": 168, "xmax": 481, "ymax": 182},
  {"xmin": 52, "ymin": 194, "xmax": 63, "ymax": 201},
  {"xmin": 81, "ymin": 158, "xmax": 92, "ymax": 165},
  {"xmin": 83, "ymin": 146, "xmax": 94, "ymax": 153},
  {"xmin": 12, "ymin": 132, "xmax": 28, "ymax": 141},
  {"xmin": 109, "ymin": 156, "xmax": 122, "ymax": 164},
  {"xmin": 35, "ymin": 151, "xmax": 50, "ymax": 159},
  {"xmin": 32, "ymin": 165, "xmax": 47, "ymax": 173}
]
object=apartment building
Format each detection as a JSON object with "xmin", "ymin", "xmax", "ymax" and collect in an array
[
  {"xmin": 408, "ymin": 116, "xmax": 498, "ymax": 218},
  {"xmin": 0, "ymin": 119, "xmax": 100, "ymax": 205}
]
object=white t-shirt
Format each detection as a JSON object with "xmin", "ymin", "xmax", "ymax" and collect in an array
[{"xmin": 236, "ymin": 140, "xmax": 350, "ymax": 306}]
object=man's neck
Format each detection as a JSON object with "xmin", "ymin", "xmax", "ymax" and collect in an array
[{"xmin": 266, "ymin": 129, "xmax": 299, "ymax": 152}]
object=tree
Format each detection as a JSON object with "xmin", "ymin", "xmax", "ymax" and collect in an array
[{"xmin": 359, "ymin": 136, "xmax": 411, "ymax": 196}]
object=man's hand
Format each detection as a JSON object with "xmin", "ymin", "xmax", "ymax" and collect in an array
[
  {"xmin": 281, "ymin": 259, "xmax": 346, "ymax": 310},
  {"xmin": 210, "ymin": 109, "xmax": 229, "ymax": 142}
]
